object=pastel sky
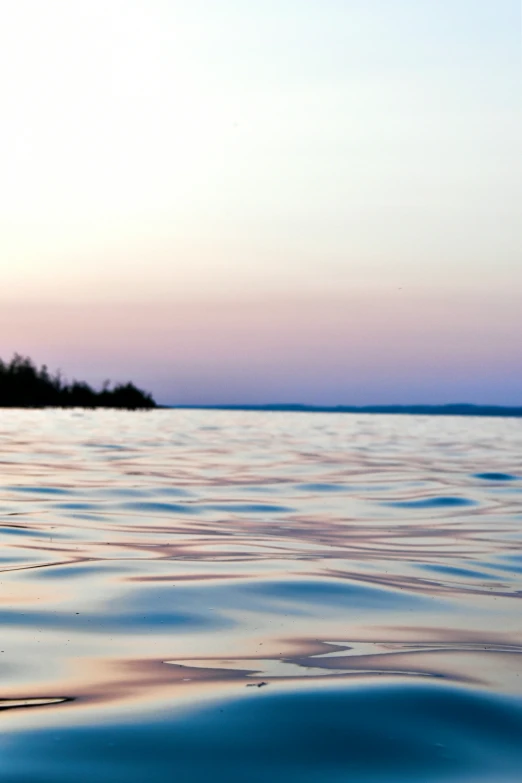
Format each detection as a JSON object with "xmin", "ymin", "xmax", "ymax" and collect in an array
[{"xmin": 1, "ymin": 1, "xmax": 520, "ymax": 405}]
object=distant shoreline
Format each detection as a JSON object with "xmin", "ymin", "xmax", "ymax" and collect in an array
[
  {"xmin": 163, "ymin": 403, "xmax": 522, "ymax": 419},
  {"xmin": 1, "ymin": 403, "xmax": 520, "ymax": 418}
]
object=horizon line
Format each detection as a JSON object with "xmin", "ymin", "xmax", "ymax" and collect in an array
[{"xmin": 160, "ymin": 403, "xmax": 522, "ymax": 418}]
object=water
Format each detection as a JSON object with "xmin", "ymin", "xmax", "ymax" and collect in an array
[{"xmin": 0, "ymin": 409, "xmax": 521, "ymax": 782}]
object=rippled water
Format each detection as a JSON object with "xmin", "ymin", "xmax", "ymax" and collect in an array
[{"xmin": 1, "ymin": 409, "xmax": 521, "ymax": 782}]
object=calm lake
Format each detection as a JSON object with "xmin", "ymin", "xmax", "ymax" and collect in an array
[{"xmin": 0, "ymin": 409, "xmax": 521, "ymax": 782}]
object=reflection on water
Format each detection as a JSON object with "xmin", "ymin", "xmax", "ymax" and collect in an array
[{"xmin": 0, "ymin": 409, "xmax": 521, "ymax": 782}]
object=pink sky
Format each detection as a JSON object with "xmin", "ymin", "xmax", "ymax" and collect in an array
[{"xmin": 1, "ymin": 290, "xmax": 519, "ymax": 405}]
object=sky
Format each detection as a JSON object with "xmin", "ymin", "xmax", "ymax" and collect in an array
[{"xmin": 1, "ymin": 0, "xmax": 520, "ymax": 405}]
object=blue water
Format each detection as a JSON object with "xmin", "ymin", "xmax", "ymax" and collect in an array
[{"xmin": 0, "ymin": 410, "xmax": 521, "ymax": 782}]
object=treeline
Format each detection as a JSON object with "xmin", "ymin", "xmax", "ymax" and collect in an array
[{"xmin": 0, "ymin": 355, "xmax": 156, "ymax": 409}]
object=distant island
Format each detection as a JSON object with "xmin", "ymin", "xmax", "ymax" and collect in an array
[
  {"xmin": 0, "ymin": 355, "xmax": 156, "ymax": 409},
  {"xmin": 169, "ymin": 403, "xmax": 522, "ymax": 418}
]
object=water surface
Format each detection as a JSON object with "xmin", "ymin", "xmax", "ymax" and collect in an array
[{"xmin": 0, "ymin": 410, "xmax": 521, "ymax": 782}]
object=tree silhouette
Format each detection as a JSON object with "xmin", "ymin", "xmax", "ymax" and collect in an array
[{"xmin": 0, "ymin": 354, "xmax": 156, "ymax": 409}]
